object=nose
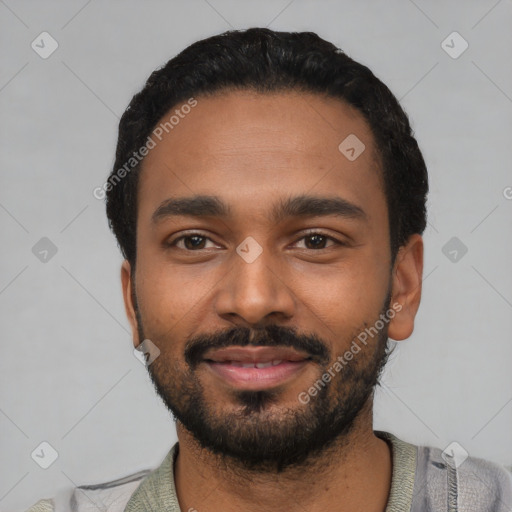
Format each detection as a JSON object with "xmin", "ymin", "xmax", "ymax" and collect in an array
[{"xmin": 213, "ymin": 244, "xmax": 296, "ymax": 327}]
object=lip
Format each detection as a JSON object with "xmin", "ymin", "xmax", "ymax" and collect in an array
[
  {"xmin": 203, "ymin": 346, "xmax": 311, "ymax": 391},
  {"xmin": 205, "ymin": 346, "xmax": 310, "ymax": 363}
]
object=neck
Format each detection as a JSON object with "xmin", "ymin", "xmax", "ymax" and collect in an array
[{"xmin": 173, "ymin": 399, "xmax": 392, "ymax": 512}]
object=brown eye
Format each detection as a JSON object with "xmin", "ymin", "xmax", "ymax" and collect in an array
[
  {"xmin": 295, "ymin": 232, "xmax": 341, "ymax": 250},
  {"xmin": 181, "ymin": 235, "xmax": 207, "ymax": 250},
  {"xmin": 168, "ymin": 233, "xmax": 217, "ymax": 251},
  {"xmin": 304, "ymin": 234, "xmax": 329, "ymax": 249}
]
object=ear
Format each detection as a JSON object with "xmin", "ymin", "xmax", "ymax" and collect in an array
[
  {"xmin": 121, "ymin": 260, "xmax": 141, "ymax": 348},
  {"xmin": 387, "ymin": 234, "xmax": 424, "ymax": 341}
]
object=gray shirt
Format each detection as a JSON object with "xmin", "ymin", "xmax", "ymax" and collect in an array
[{"xmin": 26, "ymin": 431, "xmax": 512, "ymax": 512}]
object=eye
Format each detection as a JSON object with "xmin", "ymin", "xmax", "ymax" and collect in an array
[
  {"xmin": 293, "ymin": 232, "xmax": 343, "ymax": 250},
  {"xmin": 166, "ymin": 231, "xmax": 345, "ymax": 252},
  {"xmin": 168, "ymin": 233, "xmax": 219, "ymax": 251}
]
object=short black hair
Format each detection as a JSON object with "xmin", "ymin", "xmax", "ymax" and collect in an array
[{"xmin": 106, "ymin": 27, "xmax": 428, "ymax": 267}]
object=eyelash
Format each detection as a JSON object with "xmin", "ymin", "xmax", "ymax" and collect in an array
[{"xmin": 167, "ymin": 230, "xmax": 345, "ymax": 251}]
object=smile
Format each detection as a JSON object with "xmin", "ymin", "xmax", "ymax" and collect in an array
[{"xmin": 203, "ymin": 346, "xmax": 311, "ymax": 390}]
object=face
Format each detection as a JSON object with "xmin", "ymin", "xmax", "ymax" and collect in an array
[{"xmin": 122, "ymin": 89, "xmax": 422, "ymax": 471}]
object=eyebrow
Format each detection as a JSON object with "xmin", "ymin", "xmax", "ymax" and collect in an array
[{"xmin": 151, "ymin": 194, "xmax": 367, "ymax": 224}]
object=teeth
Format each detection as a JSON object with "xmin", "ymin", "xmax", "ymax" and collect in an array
[
  {"xmin": 255, "ymin": 361, "xmax": 272, "ymax": 369},
  {"xmin": 227, "ymin": 360, "xmax": 284, "ymax": 368}
]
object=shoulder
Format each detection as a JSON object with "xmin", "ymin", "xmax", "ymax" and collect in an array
[
  {"xmin": 416, "ymin": 443, "xmax": 512, "ymax": 511},
  {"xmin": 376, "ymin": 431, "xmax": 512, "ymax": 512},
  {"xmin": 24, "ymin": 468, "xmax": 151, "ymax": 512},
  {"xmin": 25, "ymin": 499, "xmax": 55, "ymax": 512}
]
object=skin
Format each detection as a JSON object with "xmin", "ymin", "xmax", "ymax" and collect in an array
[{"xmin": 121, "ymin": 89, "xmax": 423, "ymax": 512}]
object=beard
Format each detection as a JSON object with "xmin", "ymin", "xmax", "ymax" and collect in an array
[{"xmin": 135, "ymin": 291, "xmax": 394, "ymax": 473}]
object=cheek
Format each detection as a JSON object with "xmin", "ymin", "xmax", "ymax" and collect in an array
[
  {"xmin": 290, "ymin": 254, "xmax": 389, "ymax": 319},
  {"xmin": 134, "ymin": 256, "xmax": 224, "ymax": 340},
  {"xmin": 134, "ymin": 265, "xmax": 186, "ymax": 337},
  {"xmin": 294, "ymin": 267, "xmax": 390, "ymax": 357}
]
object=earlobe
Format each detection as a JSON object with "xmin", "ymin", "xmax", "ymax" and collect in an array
[
  {"xmin": 121, "ymin": 260, "xmax": 140, "ymax": 348},
  {"xmin": 387, "ymin": 234, "xmax": 424, "ymax": 342}
]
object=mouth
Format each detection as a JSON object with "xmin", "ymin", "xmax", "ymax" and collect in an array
[{"xmin": 203, "ymin": 346, "xmax": 312, "ymax": 391}]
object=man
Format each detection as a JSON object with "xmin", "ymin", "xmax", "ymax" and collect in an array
[{"xmin": 28, "ymin": 27, "xmax": 511, "ymax": 512}]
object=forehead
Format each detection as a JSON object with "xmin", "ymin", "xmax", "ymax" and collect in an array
[{"xmin": 137, "ymin": 89, "xmax": 385, "ymax": 225}]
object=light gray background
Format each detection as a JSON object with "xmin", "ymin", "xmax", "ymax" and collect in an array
[{"xmin": 1, "ymin": 0, "xmax": 511, "ymax": 510}]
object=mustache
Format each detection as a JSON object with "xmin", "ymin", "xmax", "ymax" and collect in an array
[{"xmin": 184, "ymin": 324, "xmax": 330, "ymax": 368}]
